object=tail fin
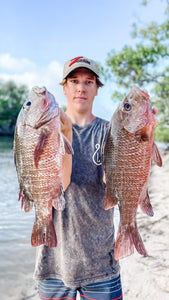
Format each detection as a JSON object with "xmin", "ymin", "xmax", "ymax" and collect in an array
[
  {"xmin": 114, "ymin": 220, "xmax": 147, "ymax": 260},
  {"xmin": 31, "ymin": 219, "xmax": 57, "ymax": 247}
]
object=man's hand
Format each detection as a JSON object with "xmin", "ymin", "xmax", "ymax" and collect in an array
[
  {"xmin": 60, "ymin": 108, "xmax": 72, "ymax": 190},
  {"xmin": 152, "ymin": 107, "xmax": 158, "ymax": 115},
  {"xmin": 60, "ymin": 108, "xmax": 72, "ymax": 144}
]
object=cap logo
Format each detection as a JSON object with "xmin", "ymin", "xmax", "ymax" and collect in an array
[
  {"xmin": 78, "ymin": 58, "xmax": 91, "ymax": 65},
  {"xmin": 69, "ymin": 56, "xmax": 83, "ymax": 67}
]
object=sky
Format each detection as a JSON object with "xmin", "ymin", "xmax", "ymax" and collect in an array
[{"xmin": 0, "ymin": 0, "xmax": 167, "ymax": 120}]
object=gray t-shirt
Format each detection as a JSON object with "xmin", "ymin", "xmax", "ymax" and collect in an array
[{"xmin": 33, "ymin": 117, "xmax": 120, "ymax": 288}]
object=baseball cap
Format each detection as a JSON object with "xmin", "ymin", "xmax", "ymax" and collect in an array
[{"xmin": 61, "ymin": 56, "xmax": 103, "ymax": 86}]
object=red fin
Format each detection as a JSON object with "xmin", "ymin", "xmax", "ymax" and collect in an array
[
  {"xmin": 31, "ymin": 219, "xmax": 57, "ymax": 247},
  {"xmin": 18, "ymin": 190, "xmax": 33, "ymax": 212},
  {"xmin": 152, "ymin": 142, "xmax": 162, "ymax": 167},
  {"xmin": 114, "ymin": 221, "xmax": 147, "ymax": 260},
  {"xmin": 104, "ymin": 188, "xmax": 118, "ymax": 210},
  {"xmin": 34, "ymin": 129, "xmax": 50, "ymax": 168},
  {"xmin": 140, "ymin": 193, "xmax": 154, "ymax": 216}
]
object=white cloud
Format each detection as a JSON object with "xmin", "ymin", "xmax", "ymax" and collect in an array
[
  {"xmin": 0, "ymin": 53, "xmax": 36, "ymax": 72},
  {"xmin": 0, "ymin": 53, "xmax": 66, "ymax": 106}
]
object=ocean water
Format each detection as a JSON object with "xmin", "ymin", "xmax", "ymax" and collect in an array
[{"xmin": 0, "ymin": 137, "xmax": 38, "ymax": 299}]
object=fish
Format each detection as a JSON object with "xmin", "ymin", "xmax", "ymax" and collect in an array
[
  {"xmin": 14, "ymin": 86, "xmax": 73, "ymax": 247},
  {"xmin": 103, "ymin": 86, "xmax": 162, "ymax": 260}
]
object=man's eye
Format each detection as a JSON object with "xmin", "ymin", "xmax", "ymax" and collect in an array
[
  {"xmin": 71, "ymin": 80, "xmax": 78, "ymax": 84},
  {"xmin": 87, "ymin": 81, "xmax": 94, "ymax": 85}
]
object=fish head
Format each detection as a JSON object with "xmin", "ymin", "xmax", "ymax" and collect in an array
[
  {"xmin": 17, "ymin": 86, "xmax": 59, "ymax": 129},
  {"xmin": 118, "ymin": 86, "xmax": 156, "ymax": 134}
]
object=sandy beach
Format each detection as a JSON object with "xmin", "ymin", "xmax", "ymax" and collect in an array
[{"xmin": 0, "ymin": 146, "xmax": 168, "ymax": 300}]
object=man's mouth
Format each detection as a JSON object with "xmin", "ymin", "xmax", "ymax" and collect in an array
[{"xmin": 74, "ymin": 97, "xmax": 87, "ymax": 101}]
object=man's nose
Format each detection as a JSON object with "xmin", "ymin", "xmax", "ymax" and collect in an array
[{"xmin": 77, "ymin": 83, "xmax": 86, "ymax": 92}]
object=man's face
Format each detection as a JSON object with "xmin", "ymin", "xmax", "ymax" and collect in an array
[{"xmin": 63, "ymin": 68, "xmax": 98, "ymax": 114}]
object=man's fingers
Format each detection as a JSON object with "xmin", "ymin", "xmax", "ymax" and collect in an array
[{"xmin": 152, "ymin": 107, "xmax": 158, "ymax": 115}]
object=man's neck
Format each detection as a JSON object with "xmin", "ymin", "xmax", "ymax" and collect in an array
[{"xmin": 65, "ymin": 110, "xmax": 96, "ymax": 127}]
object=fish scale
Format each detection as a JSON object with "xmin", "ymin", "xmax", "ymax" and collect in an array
[{"xmin": 103, "ymin": 86, "xmax": 162, "ymax": 260}]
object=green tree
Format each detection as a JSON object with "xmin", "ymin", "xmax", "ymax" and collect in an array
[
  {"xmin": 104, "ymin": 0, "xmax": 169, "ymax": 142},
  {"xmin": 0, "ymin": 80, "xmax": 29, "ymax": 135}
]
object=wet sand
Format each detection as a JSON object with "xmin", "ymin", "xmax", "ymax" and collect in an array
[{"xmin": 0, "ymin": 148, "xmax": 168, "ymax": 300}]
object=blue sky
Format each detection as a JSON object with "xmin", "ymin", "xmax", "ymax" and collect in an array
[{"xmin": 0, "ymin": 0, "xmax": 167, "ymax": 120}]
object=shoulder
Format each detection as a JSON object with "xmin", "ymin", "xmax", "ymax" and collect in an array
[
  {"xmin": 95, "ymin": 117, "xmax": 110, "ymax": 128},
  {"xmin": 95, "ymin": 117, "xmax": 110, "ymax": 134}
]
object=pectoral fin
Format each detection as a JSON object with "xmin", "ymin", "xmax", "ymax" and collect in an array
[{"xmin": 34, "ymin": 128, "xmax": 51, "ymax": 168}]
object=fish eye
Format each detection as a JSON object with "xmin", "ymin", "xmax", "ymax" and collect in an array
[
  {"xmin": 23, "ymin": 100, "xmax": 31, "ymax": 109},
  {"xmin": 124, "ymin": 103, "xmax": 132, "ymax": 111}
]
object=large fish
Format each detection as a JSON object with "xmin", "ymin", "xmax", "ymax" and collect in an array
[
  {"xmin": 14, "ymin": 86, "xmax": 72, "ymax": 247},
  {"xmin": 103, "ymin": 86, "xmax": 162, "ymax": 260}
]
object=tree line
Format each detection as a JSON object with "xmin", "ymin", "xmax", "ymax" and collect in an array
[
  {"xmin": 0, "ymin": 81, "xmax": 29, "ymax": 135},
  {"xmin": 100, "ymin": 0, "xmax": 169, "ymax": 143},
  {"xmin": 0, "ymin": 1, "xmax": 169, "ymax": 141}
]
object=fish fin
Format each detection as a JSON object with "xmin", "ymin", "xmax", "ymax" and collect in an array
[
  {"xmin": 60, "ymin": 133, "xmax": 74, "ymax": 155},
  {"xmin": 135, "ymin": 125, "xmax": 152, "ymax": 142},
  {"xmin": 31, "ymin": 219, "xmax": 57, "ymax": 247},
  {"xmin": 140, "ymin": 193, "xmax": 154, "ymax": 216},
  {"xmin": 114, "ymin": 221, "xmax": 147, "ymax": 260},
  {"xmin": 104, "ymin": 187, "xmax": 118, "ymax": 210},
  {"xmin": 34, "ymin": 128, "xmax": 51, "ymax": 168},
  {"xmin": 18, "ymin": 190, "xmax": 33, "ymax": 212},
  {"xmin": 53, "ymin": 188, "xmax": 65, "ymax": 211},
  {"xmin": 152, "ymin": 142, "xmax": 162, "ymax": 167}
]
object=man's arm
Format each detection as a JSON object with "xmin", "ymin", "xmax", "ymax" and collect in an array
[{"xmin": 60, "ymin": 108, "xmax": 72, "ymax": 190}]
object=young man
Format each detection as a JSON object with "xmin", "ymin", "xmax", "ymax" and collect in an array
[{"xmin": 34, "ymin": 56, "xmax": 123, "ymax": 300}]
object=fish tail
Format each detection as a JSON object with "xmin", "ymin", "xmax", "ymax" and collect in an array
[
  {"xmin": 114, "ymin": 221, "xmax": 147, "ymax": 260},
  {"xmin": 31, "ymin": 219, "xmax": 57, "ymax": 247}
]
